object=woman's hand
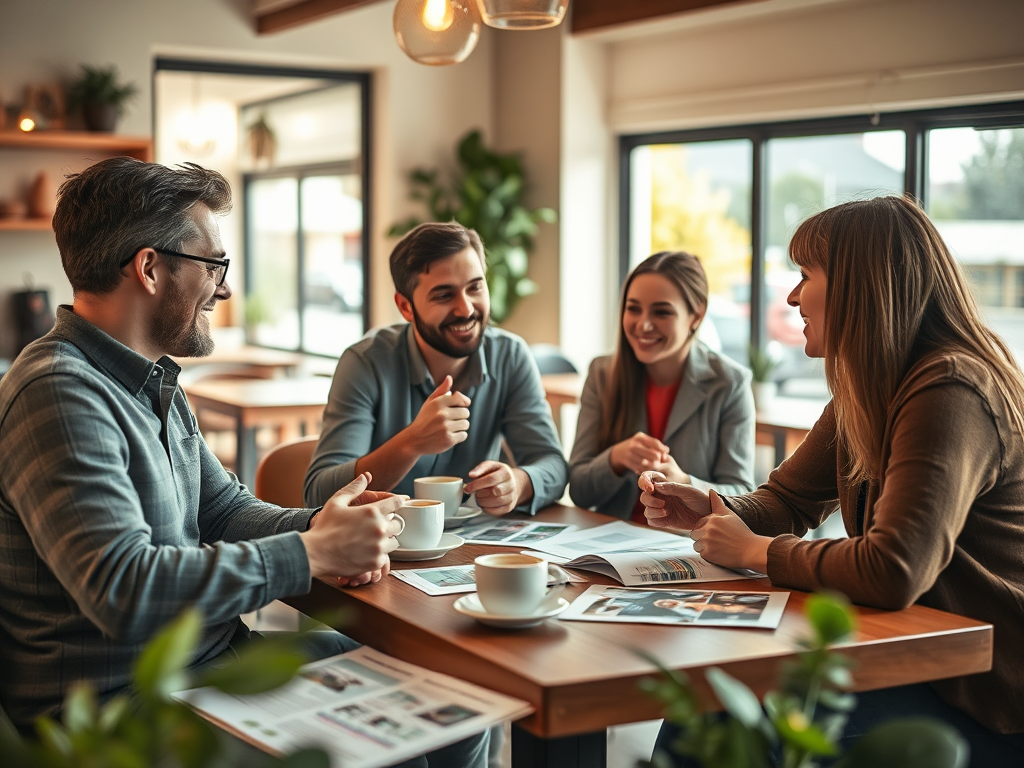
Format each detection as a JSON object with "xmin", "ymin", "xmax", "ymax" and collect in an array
[
  {"xmin": 610, "ymin": 432, "xmax": 670, "ymax": 476},
  {"xmin": 639, "ymin": 471, "xmax": 711, "ymax": 529},
  {"xmin": 690, "ymin": 490, "xmax": 771, "ymax": 573},
  {"xmin": 650, "ymin": 453, "xmax": 691, "ymax": 485}
]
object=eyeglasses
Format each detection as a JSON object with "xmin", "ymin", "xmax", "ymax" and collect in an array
[{"xmin": 120, "ymin": 249, "xmax": 231, "ymax": 287}]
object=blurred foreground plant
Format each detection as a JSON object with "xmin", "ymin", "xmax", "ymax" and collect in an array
[
  {"xmin": 638, "ymin": 593, "xmax": 968, "ymax": 768},
  {"xmin": 0, "ymin": 610, "xmax": 329, "ymax": 768}
]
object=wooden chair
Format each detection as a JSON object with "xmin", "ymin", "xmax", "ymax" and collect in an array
[{"xmin": 254, "ymin": 435, "xmax": 319, "ymax": 508}]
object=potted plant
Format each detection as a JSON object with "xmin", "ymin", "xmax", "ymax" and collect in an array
[
  {"xmin": 66, "ymin": 64, "xmax": 138, "ymax": 132},
  {"xmin": 388, "ymin": 129, "xmax": 557, "ymax": 324},
  {"xmin": 639, "ymin": 593, "xmax": 968, "ymax": 768},
  {"xmin": 748, "ymin": 344, "xmax": 779, "ymax": 411}
]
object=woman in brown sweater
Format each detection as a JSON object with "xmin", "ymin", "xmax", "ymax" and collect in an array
[{"xmin": 641, "ymin": 196, "xmax": 1024, "ymax": 765}]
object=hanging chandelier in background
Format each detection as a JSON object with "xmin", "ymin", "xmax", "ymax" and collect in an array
[
  {"xmin": 393, "ymin": 0, "xmax": 481, "ymax": 66},
  {"xmin": 477, "ymin": 0, "xmax": 567, "ymax": 29},
  {"xmin": 393, "ymin": 0, "xmax": 568, "ymax": 66}
]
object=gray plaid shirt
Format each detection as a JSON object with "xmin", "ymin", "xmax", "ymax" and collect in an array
[{"xmin": 0, "ymin": 307, "xmax": 313, "ymax": 728}]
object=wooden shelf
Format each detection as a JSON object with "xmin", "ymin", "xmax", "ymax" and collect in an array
[
  {"xmin": 0, "ymin": 130, "xmax": 152, "ymax": 161},
  {"xmin": 0, "ymin": 217, "xmax": 53, "ymax": 231}
]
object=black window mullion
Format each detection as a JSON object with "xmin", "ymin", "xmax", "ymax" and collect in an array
[
  {"xmin": 750, "ymin": 134, "xmax": 767, "ymax": 353},
  {"xmin": 296, "ymin": 173, "xmax": 306, "ymax": 353},
  {"xmin": 905, "ymin": 120, "xmax": 925, "ymax": 205}
]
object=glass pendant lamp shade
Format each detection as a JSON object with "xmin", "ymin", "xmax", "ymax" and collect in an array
[
  {"xmin": 476, "ymin": 0, "xmax": 567, "ymax": 29},
  {"xmin": 393, "ymin": 0, "xmax": 481, "ymax": 66}
]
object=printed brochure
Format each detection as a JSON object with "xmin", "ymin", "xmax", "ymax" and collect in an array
[
  {"xmin": 174, "ymin": 646, "xmax": 531, "ymax": 768},
  {"xmin": 454, "ymin": 519, "xmax": 576, "ymax": 546},
  {"xmin": 560, "ymin": 585, "xmax": 789, "ymax": 628},
  {"xmin": 526, "ymin": 521, "xmax": 752, "ymax": 585}
]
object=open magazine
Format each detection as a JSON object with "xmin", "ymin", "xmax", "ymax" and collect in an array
[
  {"xmin": 455, "ymin": 518, "xmax": 576, "ymax": 546},
  {"xmin": 560, "ymin": 585, "xmax": 789, "ymax": 628},
  {"xmin": 526, "ymin": 521, "xmax": 753, "ymax": 585},
  {"xmin": 173, "ymin": 646, "xmax": 531, "ymax": 768}
]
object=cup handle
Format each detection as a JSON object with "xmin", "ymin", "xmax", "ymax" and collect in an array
[
  {"xmin": 545, "ymin": 563, "xmax": 569, "ymax": 603},
  {"xmin": 391, "ymin": 513, "xmax": 406, "ymax": 536}
]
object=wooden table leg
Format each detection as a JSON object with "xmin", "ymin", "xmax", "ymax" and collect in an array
[{"xmin": 511, "ymin": 724, "xmax": 607, "ymax": 768}]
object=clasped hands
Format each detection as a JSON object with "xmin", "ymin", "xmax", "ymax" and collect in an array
[
  {"xmin": 611, "ymin": 432, "xmax": 690, "ymax": 484},
  {"xmin": 638, "ymin": 471, "xmax": 770, "ymax": 573}
]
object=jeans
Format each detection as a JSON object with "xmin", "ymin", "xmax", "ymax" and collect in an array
[{"xmin": 652, "ymin": 683, "xmax": 1024, "ymax": 768}]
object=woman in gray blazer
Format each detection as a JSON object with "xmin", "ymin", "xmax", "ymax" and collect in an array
[{"xmin": 569, "ymin": 252, "xmax": 756, "ymax": 520}]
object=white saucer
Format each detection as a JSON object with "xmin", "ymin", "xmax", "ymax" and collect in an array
[
  {"xmin": 444, "ymin": 506, "xmax": 483, "ymax": 529},
  {"xmin": 391, "ymin": 533, "xmax": 464, "ymax": 562},
  {"xmin": 453, "ymin": 594, "xmax": 570, "ymax": 629}
]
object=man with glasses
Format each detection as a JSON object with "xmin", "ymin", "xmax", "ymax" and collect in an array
[{"xmin": 0, "ymin": 158, "xmax": 487, "ymax": 767}]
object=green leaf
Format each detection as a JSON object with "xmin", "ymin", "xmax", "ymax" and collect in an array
[
  {"xmin": 835, "ymin": 718, "xmax": 969, "ymax": 768},
  {"xmin": 35, "ymin": 717, "xmax": 73, "ymax": 758},
  {"xmin": 199, "ymin": 639, "xmax": 306, "ymax": 696},
  {"xmin": 806, "ymin": 593, "xmax": 856, "ymax": 646},
  {"xmin": 705, "ymin": 667, "xmax": 765, "ymax": 730},
  {"xmin": 133, "ymin": 608, "xmax": 202, "ymax": 701},
  {"xmin": 63, "ymin": 683, "xmax": 98, "ymax": 734},
  {"xmin": 773, "ymin": 710, "xmax": 837, "ymax": 756},
  {"xmin": 97, "ymin": 695, "xmax": 131, "ymax": 734}
]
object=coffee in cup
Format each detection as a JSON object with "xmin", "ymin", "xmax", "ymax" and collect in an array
[
  {"xmin": 395, "ymin": 500, "xmax": 444, "ymax": 550},
  {"xmin": 474, "ymin": 553, "xmax": 562, "ymax": 616},
  {"xmin": 413, "ymin": 476, "xmax": 463, "ymax": 518}
]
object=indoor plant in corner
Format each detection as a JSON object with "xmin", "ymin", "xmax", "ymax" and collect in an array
[
  {"xmin": 66, "ymin": 64, "xmax": 138, "ymax": 132},
  {"xmin": 388, "ymin": 129, "xmax": 557, "ymax": 324}
]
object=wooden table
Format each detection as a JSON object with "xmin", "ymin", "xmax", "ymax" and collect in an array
[
  {"xmin": 285, "ymin": 505, "xmax": 992, "ymax": 768},
  {"xmin": 173, "ymin": 345, "xmax": 306, "ymax": 380},
  {"xmin": 755, "ymin": 397, "xmax": 828, "ymax": 466},
  {"xmin": 182, "ymin": 377, "xmax": 331, "ymax": 487}
]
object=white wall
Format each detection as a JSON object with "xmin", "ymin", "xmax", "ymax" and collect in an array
[{"xmin": 0, "ymin": 0, "xmax": 495, "ymax": 358}]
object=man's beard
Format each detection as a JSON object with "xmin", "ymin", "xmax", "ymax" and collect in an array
[
  {"xmin": 413, "ymin": 306, "xmax": 487, "ymax": 359},
  {"xmin": 151, "ymin": 278, "xmax": 215, "ymax": 358}
]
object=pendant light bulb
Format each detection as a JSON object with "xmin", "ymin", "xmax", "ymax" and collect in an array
[
  {"xmin": 394, "ymin": 0, "xmax": 480, "ymax": 66},
  {"xmin": 422, "ymin": 0, "xmax": 455, "ymax": 31}
]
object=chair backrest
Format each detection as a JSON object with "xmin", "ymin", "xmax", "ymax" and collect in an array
[
  {"xmin": 530, "ymin": 343, "xmax": 578, "ymax": 375},
  {"xmin": 254, "ymin": 435, "xmax": 319, "ymax": 508}
]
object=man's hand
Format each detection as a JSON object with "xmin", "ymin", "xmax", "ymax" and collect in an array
[
  {"xmin": 610, "ymin": 432, "xmax": 670, "ymax": 475},
  {"xmin": 690, "ymin": 490, "xmax": 770, "ymax": 573},
  {"xmin": 638, "ymin": 471, "xmax": 712, "ymax": 529},
  {"xmin": 465, "ymin": 461, "xmax": 531, "ymax": 516},
  {"xmin": 403, "ymin": 375, "xmax": 472, "ymax": 456},
  {"xmin": 301, "ymin": 472, "xmax": 405, "ymax": 579}
]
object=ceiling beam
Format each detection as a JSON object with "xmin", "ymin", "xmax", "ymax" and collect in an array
[
  {"xmin": 256, "ymin": 0, "xmax": 385, "ymax": 35},
  {"xmin": 571, "ymin": 0, "xmax": 760, "ymax": 34}
]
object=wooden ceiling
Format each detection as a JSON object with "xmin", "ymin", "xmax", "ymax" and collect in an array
[{"xmin": 256, "ymin": 0, "xmax": 757, "ymax": 36}]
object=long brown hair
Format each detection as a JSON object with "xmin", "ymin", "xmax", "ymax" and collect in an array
[
  {"xmin": 598, "ymin": 251, "xmax": 708, "ymax": 451},
  {"xmin": 790, "ymin": 196, "xmax": 1024, "ymax": 483}
]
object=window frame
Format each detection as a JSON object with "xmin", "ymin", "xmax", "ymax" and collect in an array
[
  {"xmin": 619, "ymin": 100, "xmax": 1024, "ymax": 351},
  {"xmin": 153, "ymin": 58, "xmax": 372, "ymax": 357}
]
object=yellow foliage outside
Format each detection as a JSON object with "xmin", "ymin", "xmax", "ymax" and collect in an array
[{"xmin": 649, "ymin": 145, "xmax": 751, "ymax": 297}]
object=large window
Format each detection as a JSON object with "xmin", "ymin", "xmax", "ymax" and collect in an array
[{"xmin": 623, "ymin": 102, "xmax": 1024, "ymax": 397}]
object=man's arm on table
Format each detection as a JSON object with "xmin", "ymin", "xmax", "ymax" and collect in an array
[{"xmin": 3, "ymin": 376, "xmax": 310, "ymax": 642}]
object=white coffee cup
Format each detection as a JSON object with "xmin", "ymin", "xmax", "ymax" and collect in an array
[
  {"xmin": 414, "ymin": 476, "xmax": 464, "ymax": 519},
  {"xmin": 474, "ymin": 553, "xmax": 562, "ymax": 617},
  {"xmin": 395, "ymin": 500, "xmax": 444, "ymax": 550}
]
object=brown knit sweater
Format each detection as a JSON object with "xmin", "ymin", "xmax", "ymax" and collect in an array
[{"xmin": 729, "ymin": 353, "xmax": 1024, "ymax": 734}]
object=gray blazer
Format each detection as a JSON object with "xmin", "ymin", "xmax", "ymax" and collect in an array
[{"xmin": 568, "ymin": 343, "xmax": 756, "ymax": 519}]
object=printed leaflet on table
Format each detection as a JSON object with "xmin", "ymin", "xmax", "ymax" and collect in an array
[
  {"xmin": 174, "ymin": 646, "xmax": 531, "ymax": 768},
  {"xmin": 560, "ymin": 585, "xmax": 789, "ymax": 629}
]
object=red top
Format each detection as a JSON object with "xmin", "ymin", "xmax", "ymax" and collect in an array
[{"xmin": 631, "ymin": 377, "xmax": 681, "ymax": 524}]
